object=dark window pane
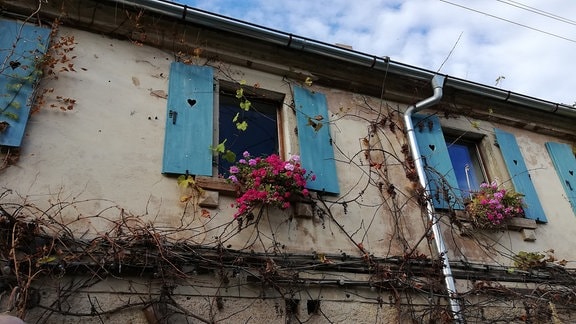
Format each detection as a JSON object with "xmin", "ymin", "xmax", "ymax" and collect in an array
[{"xmin": 218, "ymin": 95, "xmax": 278, "ymax": 175}]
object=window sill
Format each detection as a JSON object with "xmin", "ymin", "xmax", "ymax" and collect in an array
[
  {"xmin": 454, "ymin": 211, "xmax": 538, "ymax": 242},
  {"xmin": 196, "ymin": 176, "xmax": 237, "ymax": 196}
]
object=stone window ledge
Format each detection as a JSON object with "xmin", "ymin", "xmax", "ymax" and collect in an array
[{"xmin": 455, "ymin": 211, "xmax": 538, "ymax": 242}]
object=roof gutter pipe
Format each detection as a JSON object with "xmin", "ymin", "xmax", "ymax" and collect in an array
[
  {"xmin": 116, "ymin": 0, "xmax": 576, "ymax": 119},
  {"xmin": 403, "ymin": 75, "xmax": 464, "ymax": 323}
]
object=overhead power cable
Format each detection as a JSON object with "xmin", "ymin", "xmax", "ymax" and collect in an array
[
  {"xmin": 498, "ymin": 0, "xmax": 576, "ymax": 27},
  {"xmin": 439, "ymin": 0, "xmax": 576, "ymax": 44}
]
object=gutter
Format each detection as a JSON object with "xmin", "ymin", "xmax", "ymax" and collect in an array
[
  {"xmin": 113, "ymin": 0, "xmax": 576, "ymax": 119},
  {"xmin": 403, "ymin": 75, "xmax": 464, "ymax": 323}
]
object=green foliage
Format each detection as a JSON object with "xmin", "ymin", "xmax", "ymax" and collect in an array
[
  {"xmin": 239, "ymin": 99, "xmax": 251, "ymax": 111},
  {"xmin": 222, "ymin": 150, "xmax": 236, "ymax": 163},
  {"xmin": 3, "ymin": 112, "xmax": 19, "ymax": 121},
  {"xmin": 231, "ymin": 81, "xmax": 252, "ymax": 131},
  {"xmin": 10, "ymin": 101, "xmax": 21, "ymax": 109},
  {"xmin": 7, "ymin": 82, "xmax": 23, "ymax": 92},
  {"xmin": 210, "ymin": 139, "xmax": 236, "ymax": 163},
  {"xmin": 210, "ymin": 139, "xmax": 227, "ymax": 154},
  {"xmin": 236, "ymin": 121, "xmax": 248, "ymax": 131},
  {"xmin": 513, "ymin": 251, "xmax": 546, "ymax": 270},
  {"xmin": 235, "ymin": 87, "xmax": 243, "ymax": 99},
  {"xmin": 177, "ymin": 174, "xmax": 204, "ymax": 202}
]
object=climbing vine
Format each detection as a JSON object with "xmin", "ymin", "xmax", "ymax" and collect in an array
[{"xmin": 0, "ymin": 1, "xmax": 575, "ymax": 324}]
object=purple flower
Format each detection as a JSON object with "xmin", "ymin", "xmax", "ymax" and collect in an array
[
  {"xmin": 243, "ymin": 151, "xmax": 250, "ymax": 158},
  {"xmin": 284, "ymin": 163, "xmax": 294, "ymax": 171},
  {"xmin": 239, "ymin": 159, "xmax": 247, "ymax": 164},
  {"xmin": 290, "ymin": 154, "xmax": 300, "ymax": 162},
  {"xmin": 228, "ymin": 175, "xmax": 238, "ymax": 183},
  {"xmin": 249, "ymin": 159, "xmax": 257, "ymax": 166},
  {"xmin": 230, "ymin": 166, "xmax": 239, "ymax": 174}
]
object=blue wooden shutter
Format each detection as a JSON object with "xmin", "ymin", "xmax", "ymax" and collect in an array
[
  {"xmin": 293, "ymin": 86, "xmax": 339, "ymax": 194},
  {"xmin": 545, "ymin": 142, "xmax": 576, "ymax": 216},
  {"xmin": 412, "ymin": 114, "xmax": 462, "ymax": 209},
  {"xmin": 0, "ymin": 20, "xmax": 51, "ymax": 147},
  {"xmin": 162, "ymin": 63, "xmax": 214, "ymax": 175},
  {"xmin": 494, "ymin": 129, "xmax": 547, "ymax": 222}
]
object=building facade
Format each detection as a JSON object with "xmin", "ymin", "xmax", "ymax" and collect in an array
[{"xmin": 0, "ymin": 0, "xmax": 575, "ymax": 323}]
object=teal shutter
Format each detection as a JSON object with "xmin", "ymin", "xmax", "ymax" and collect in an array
[
  {"xmin": 293, "ymin": 86, "xmax": 339, "ymax": 194},
  {"xmin": 545, "ymin": 142, "xmax": 576, "ymax": 216},
  {"xmin": 162, "ymin": 63, "xmax": 214, "ymax": 175},
  {"xmin": 494, "ymin": 129, "xmax": 547, "ymax": 222},
  {"xmin": 412, "ymin": 114, "xmax": 462, "ymax": 209},
  {"xmin": 0, "ymin": 20, "xmax": 51, "ymax": 147}
]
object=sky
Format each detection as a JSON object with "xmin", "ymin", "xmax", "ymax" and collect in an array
[{"xmin": 178, "ymin": 0, "xmax": 576, "ymax": 106}]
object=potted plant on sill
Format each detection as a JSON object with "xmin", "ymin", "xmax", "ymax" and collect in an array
[
  {"xmin": 227, "ymin": 151, "xmax": 315, "ymax": 225},
  {"xmin": 465, "ymin": 181, "xmax": 525, "ymax": 231}
]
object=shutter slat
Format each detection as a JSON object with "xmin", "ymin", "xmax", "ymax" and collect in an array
[
  {"xmin": 0, "ymin": 20, "xmax": 51, "ymax": 147},
  {"xmin": 545, "ymin": 142, "xmax": 576, "ymax": 216},
  {"xmin": 293, "ymin": 86, "xmax": 339, "ymax": 194},
  {"xmin": 412, "ymin": 114, "xmax": 462, "ymax": 209},
  {"xmin": 162, "ymin": 63, "xmax": 213, "ymax": 175},
  {"xmin": 494, "ymin": 129, "xmax": 547, "ymax": 222}
]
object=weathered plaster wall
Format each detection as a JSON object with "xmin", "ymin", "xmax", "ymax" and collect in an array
[
  {"xmin": 3, "ymin": 25, "xmax": 574, "ymax": 265},
  {"xmin": 2, "ymin": 21, "xmax": 576, "ymax": 323},
  {"xmin": 1, "ymin": 27, "xmax": 413, "ymax": 257},
  {"xmin": 433, "ymin": 114, "xmax": 576, "ymax": 265}
]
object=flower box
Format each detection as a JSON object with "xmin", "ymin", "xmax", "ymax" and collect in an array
[
  {"xmin": 465, "ymin": 181, "xmax": 525, "ymax": 231},
  {"xmin": 227, "ymin": 152, "xmax": 315, "ymax": 221}
]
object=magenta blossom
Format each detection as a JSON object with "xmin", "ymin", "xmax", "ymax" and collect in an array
[
  {"xmin": 226, "ymin": 152, "xmax": 316, "ymax": 219},
  {"xmin": 466, "ymin": 181, "xmax": 525, "ymax": 229}
]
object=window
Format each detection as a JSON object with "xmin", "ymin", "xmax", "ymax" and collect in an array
[
  {"xmin": 161, "ymin": 63, "xmax": 340, "ymax": 195},
  {"xmin": 445, "ymin": 136, "xmax": 487, "ymax": 197},
  {"xmin": 0, "ymin": 20, "xmax": 51, "ymax": 147},
  {"xmin": 217, "ymin": 89, "xmax": 280, "ymax": 176},
  {"xmin": 545, "ymin": 142, "xmax": 576, "ymax": 216},
  {"xmin": 413, "ymin": 114, "xmax": 546, "ymax": 222}
]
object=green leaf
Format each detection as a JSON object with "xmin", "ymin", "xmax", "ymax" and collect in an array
[
  {"xmin": 222, "ymin": 150, "xmax": 236, "ymax": 163},
  {"xmin": 235, "ymin": 88, "xmax": 244, "ymax": 99},
  {"xmin": 3, "ymin": 112, "xmax": 19, "ymax": 121},
  {"xmin": 210, "ymin": 139, "xmax": 227, "ymax": 153},
  {"xmin": 7, "ymin": 83, "xmax": 22, "ymax": 92},
  {"xmin": 36, "ymin": 255, "xmax": 57, "ymax": 266},
  {"xmin": 232, "ymin": 112, "xmax": 240, "ymax": 122},
  {"xmin": 177, "ymin": 174, "xmax": 195, "ymax": 188},
  {"xmin": 239, "ymin": 99, "xmax": 251, "ymax": 111},
  {"xmin": 10, "ymin": 101, "xmax": 21, "ymax": 109},
  {"xmin": 236, "ymin": 121, "xmax": 248, "ymax": 131}
]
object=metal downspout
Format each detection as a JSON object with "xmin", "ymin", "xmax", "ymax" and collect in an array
[{"xmin": 403, "ymin": 75, "xmax": 464, "ymax": 323}]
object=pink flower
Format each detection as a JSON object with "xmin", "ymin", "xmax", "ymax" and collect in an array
[{"xmin": 228, "ymin": 153, "xmax": 314, "ymax": 220}]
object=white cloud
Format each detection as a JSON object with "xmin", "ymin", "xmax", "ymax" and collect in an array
[{"xmin": 183, "ymin": 0, "xmax": 576, "ymax": 105}]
